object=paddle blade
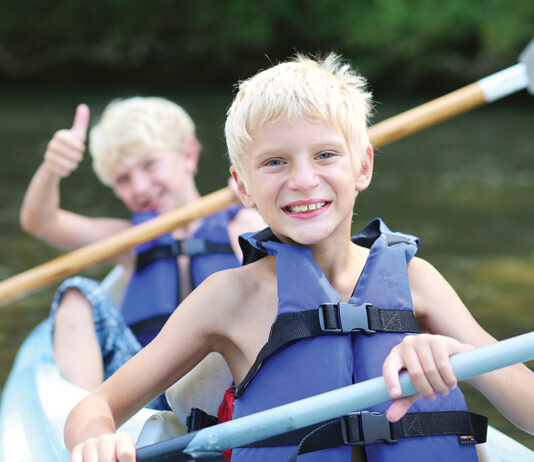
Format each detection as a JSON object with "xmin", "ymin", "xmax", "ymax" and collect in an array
[{"xmin": 519, "ymin": 38, "xmax": 534, "ymax": 95}]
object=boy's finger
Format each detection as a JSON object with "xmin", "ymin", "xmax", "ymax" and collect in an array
[
  {"xmin": 386, "ymin": 394, "xmax": 420, "ymax": 422},
  {"xmin": 116, "ymin": 433, "xmax": 136, "ymax": 462},
  {"xmin": 417, "ymin": 342, "xmax": 450, "ymax": 396},
  {"xmin": 97, "ymin": 436, "xmax": 116, "ymax": 462},
  {"xmin": 382, "ymin": 348, "xmax": 404, "ymax": 397},
  {"xmin": 51, "ymin": 130, "xmax": 86, "ymax": 153},
  {"xmin": 71, "ymin": 104, "xmax": 90, "ymax": 142},
  {"xmin": 80, "ymin": 439, "xmax": 99, "ymax": 462},
  {"xmin": 402, "ymin": 346, "xmax": 435, "ymax": 400},
  {"xmin": 70, "ymin": 445, "xmax": 83, "ymax": 462},
  {"xmin": 44, "ymin": 152, "xmax": 79, "ymax": 174},
  {"xmin": 430, "ymin": 341, "xmax": 457, "ymax": 391}
]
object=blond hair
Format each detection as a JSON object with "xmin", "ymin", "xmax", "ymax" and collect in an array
[
  {"xmin": 89, "ymin": 97, "xmax": 196, "ymax": 185},
  {"xmin": 225, "ymin": 53, "xmax": 372, "ymax": 184}
]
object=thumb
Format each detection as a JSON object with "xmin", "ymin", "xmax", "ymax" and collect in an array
[{"xmin": 71, "ymin": 104, "xmax": 90, "ymax": 141}]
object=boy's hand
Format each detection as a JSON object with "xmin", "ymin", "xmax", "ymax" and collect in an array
[
  {"xmin": 43, "ymin": 104, "xmax": 90, "ymax": 178},
  {"xmin": 382, "ymin": 334, "xmax": 473, "ymax": 422},
  {"xmin": 70, "ymin": 432, "xmax": 135, "ymax": 462}
]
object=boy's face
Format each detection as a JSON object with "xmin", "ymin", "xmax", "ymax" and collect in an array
[
  {"xmin": 232, "ymin": 116, "xmax": 372, "ymax": 246},
  {"xmin": 110, "ymin": 146, "xmax": 197, "ymax": 213}
]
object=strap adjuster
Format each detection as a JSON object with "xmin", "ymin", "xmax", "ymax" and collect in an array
[
  {"xmin": 170, "ymin": 238, "xmax": 210, "ymax": 256},
  {"xmin": 170, "ymin": 240, "xmax": 184, "ymax": 256},
  {"xmin": 318, "ymin": 303, "xmax": 376, "ymax": 335},
  {"xmin": 341, "ymin": 411, "xmax": 398, "ymax": 447},
  {"xmin": 183, "ymin": 238, "xmax": 208, "ymax": 255}
]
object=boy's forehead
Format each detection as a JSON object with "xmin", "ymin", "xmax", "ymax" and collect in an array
[
  {"xmin": 249, "ymin": 115, "xmax": 348, "ymax": 148},
  {"xmin": 110, "ymin": 147, "xmax": 185, "ymax": 175},
  {"xmin": 110, "ymin": 148, "xmax": 165, "ymax": 176},
  {"xmin": 110, "ymin": 154, "xmax": 140, "ymax": 178}
]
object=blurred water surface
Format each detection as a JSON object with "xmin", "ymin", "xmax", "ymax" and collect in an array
[{"xmin": 0, "ymin": 86, "xmax": 533, "ymax": 449}]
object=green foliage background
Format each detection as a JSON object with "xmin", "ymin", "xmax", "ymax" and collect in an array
[{"xmin": 1, "ymin": 0, "xmax": 533, "ymax": 91}]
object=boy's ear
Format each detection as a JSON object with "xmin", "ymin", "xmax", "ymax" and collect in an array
[
  {"xmin": 183, "ymin": 137, "xmax": 200, "ymax": 174},
  {"xmin": 230, "ymin": 165, "xmax": 256, "ymax": 208},
  {"xmin": 356, "ymin": 144, "xmax": 374, "ymax": 191}
]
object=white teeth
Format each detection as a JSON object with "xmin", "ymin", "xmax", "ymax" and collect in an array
[{"xmin": 288, "ymin": 201, "xmax": 326, "ymax": 213}]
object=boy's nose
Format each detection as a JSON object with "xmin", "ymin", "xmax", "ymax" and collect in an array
[
  {"xmin": 130, "ymin": 170, "xmax": 151, "ymax": 195},
  {"xmin": 287, "ymin": 160, "xmax": 320, "ymax": 191}
]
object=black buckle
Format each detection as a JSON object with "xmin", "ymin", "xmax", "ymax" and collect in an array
[
  {"xmin": 170, "ymin": 240, "xmax": 185, "ymax": 256},
  {"xmin": 183, "ymin": 238, "xmax": 208, "ymax": 255},
  {"xmin": 341, "ymin": 411, "xmax": 398, "ymax": 447},
  {"xmin": 318, "ymin": 303, "xmax": 375, "ymax": 335}
]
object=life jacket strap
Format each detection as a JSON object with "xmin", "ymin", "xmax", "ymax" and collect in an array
[
  {"xmin": 136, "ymin": 239, "xmax": 234, "ymax": 271},
  {"xmin": 319, "ymin": 302, "xmax": 420, "ymax": 335},
  {"xmin": 234, "ymin": 303, "xmax": 420, "ymax": 398},
  {"xmin": 187, "ymin": 408, "xmax": 219, "ymax": 433},
  {"xmin": 183, "ymin": 408, "xmax": 487, "ymax": 459},
  {"xmin": 277, "ymin": 411, "xmax": 486, "ymax": 461},
  {"xmin": 128, "ymin": 314, "xmax": 171, "ymax": 338}
]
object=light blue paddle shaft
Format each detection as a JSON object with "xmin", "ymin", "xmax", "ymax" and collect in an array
[{"xmin": 185, "ymin": 331, "xmax": 534, "ymax": 454}]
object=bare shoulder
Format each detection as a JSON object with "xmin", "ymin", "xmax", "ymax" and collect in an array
[
  {"xmin": 199, "ymin": 256, "xmax": 275, "ymax": 318},
  {"xmin": 407, "ymin": 256, "xmax": 459, "ymax": 324},
  {"xmin": 406, "ymin": 256, "xmax": 441, "ymax": 285},
  {"xmin": 177, "ymin": 256, "xmax": 276, "ymax": 374},
  {"xmin": 407, "ymin": 256, "xmax": 492, "ymax": 343}
]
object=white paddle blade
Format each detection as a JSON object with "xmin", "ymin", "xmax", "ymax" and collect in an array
[{"xmin": 519, "ymin": 38, "xmax": 534, "ymax": 95}]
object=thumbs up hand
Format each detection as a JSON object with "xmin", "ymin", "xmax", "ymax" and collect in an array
[{"xmin": 43, "ymin": 104, "xmax": 90, "ymax": 178}]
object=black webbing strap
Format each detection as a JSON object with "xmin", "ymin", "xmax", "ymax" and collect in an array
[
  {"xmin": 186, "ymin": 408, "xmax": 219, "ymax": 433},
  {"xmin": 234, "ymin": 303, "xmax": 420, "ymax": 398},
  {"xmin": 128, "ymin": 314, "xmax": 171, "ymax": 337},
  {"xmin": 268, "ymin": 411, "xmax": 486, "ymax": 461},
  {"xmin": 136, "ymin": 239, "xmax": 234, "ymax": 271},
  {"xmin": 240, "ymin": 228, "xmax": 278, "ymax": 265}
]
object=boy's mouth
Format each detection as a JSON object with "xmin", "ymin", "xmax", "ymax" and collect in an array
[
  {"xmin": 138, "ymin": 193, "xmax": 163, "ymax": 212},
  {"xmin": 283, "ymin": 201, "xmax": 329, "ymax": 214}
]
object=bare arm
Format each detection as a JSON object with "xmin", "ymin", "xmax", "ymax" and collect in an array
[
  {"xmin": 20, "ymin": 105, "xmax": 132, "ymax": 265},
  {"xmin": 65, "ymin": 269, "xmax": 243, "ymax": 460},
  {"xmin": 400, "ymin": 257, "xmax": 534, "ymax": 434}
]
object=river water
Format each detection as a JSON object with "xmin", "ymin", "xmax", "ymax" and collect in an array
[{"xmin": 0, "ymin": 86, "xmax": 533, "ymax": 449}]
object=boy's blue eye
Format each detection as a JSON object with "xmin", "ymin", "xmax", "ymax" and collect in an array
[
  {"xmin": 316, "ymin": 151, "xmax": 334, "ymax": 160},
  {"xmin": 264, "ymin": 158, "xmax": 284, "ymax": 167}
]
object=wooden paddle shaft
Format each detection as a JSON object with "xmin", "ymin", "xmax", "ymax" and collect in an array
[
  {"xmin": 0, "ymin": 188, "xmax": 236, "ymax": 304},
  {"xmin": 369, "ymin": 82, "xmax": 487, "ymax": 147},
  {"xmin": 0, "ymin": 81, "xmax": 488, "ymax": 305}
]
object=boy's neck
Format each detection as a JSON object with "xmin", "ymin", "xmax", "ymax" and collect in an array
[
  {"xmin": 312, "ymin": 236, "xmax": 365, "ymax": 303},
  {"xmin": 169, "ymin": 181, "xmax": 202, "ymax": 238},
  {"xmin": 310, "ymin": 232, "xmax": 356, "ymax": 274}
]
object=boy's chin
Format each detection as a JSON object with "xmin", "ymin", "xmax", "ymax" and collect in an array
[{"xmin": 276, "ymin": 227, "xmax": 332, "ymax": 247}]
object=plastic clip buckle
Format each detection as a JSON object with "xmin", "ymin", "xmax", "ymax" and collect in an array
[
  {"xmin": 184, "ymin": 238, "xmax": 208, "ymax": 256},
  {"xmin": 318, "ymin": 303, "xmax": 375, "ymax": 335},
  {"xmin": 342, "ymin": 411, "xmax": 398, "ymax": 447},
  {"xmin": 171, "ymin": 240, "xmax": 185, "ymax": 256}
]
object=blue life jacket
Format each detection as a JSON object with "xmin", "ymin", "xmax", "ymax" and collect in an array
[
  {"xmin": 231, "ymin": 218, "xmax": 479, "ymax": 462},
  {"xmin": 120, "ymin": 206, "xmax": 241, "ymax": 346}
]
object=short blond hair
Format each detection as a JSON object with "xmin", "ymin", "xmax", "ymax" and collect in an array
[
  {"xmin": 89, "ymin": 97, "xmax": 196, "ymax": 185},
  {"xmin": 225, "ymin": 53, "xmax": 372, "ymax": 183}
]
